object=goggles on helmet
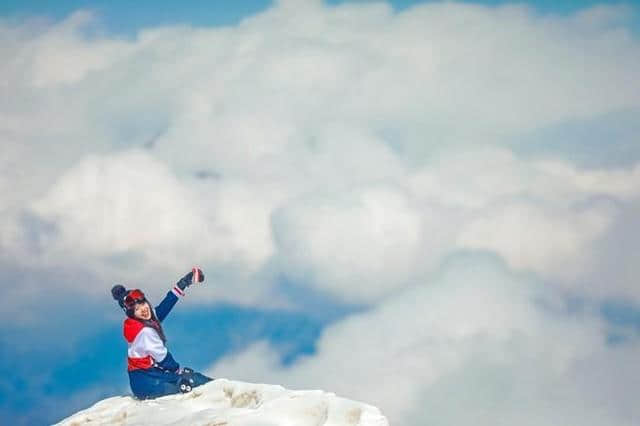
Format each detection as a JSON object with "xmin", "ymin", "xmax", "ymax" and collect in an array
[{"xmin": 123, "ymin": 289, "xmax": 146, "ymax": 310}]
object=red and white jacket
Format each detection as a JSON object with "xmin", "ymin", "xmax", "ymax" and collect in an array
[
  {"xmin": 124, "ymin": 319, "xmax": 168, "ymax": 371},
  {"xmin": 123, "ymin": 286, "xmax": 184, "ymax": 371}
]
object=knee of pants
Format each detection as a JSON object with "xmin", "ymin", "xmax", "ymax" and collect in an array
[{"xmin": 190, "ymin": 372, "xmax": 213, "ymax": 387}]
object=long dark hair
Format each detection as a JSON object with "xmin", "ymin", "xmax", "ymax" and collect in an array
[{"xmin": 142, "ymin": 310, "xmax": 167, "ymax": 344}]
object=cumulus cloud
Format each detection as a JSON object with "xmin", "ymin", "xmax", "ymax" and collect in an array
[
  {"xmin": 458, "ymin": 198, "xmax": 614, "ymax": 279},
  {"xmin": 273, "ymin": 185, "xmax": 422, "ymax": 303},
  {"xmin": 209, "ymin": 253, "xmax": 639, "ymax": 425},
  {"xmin": 1, "ymin": 0, "xmax": 639, "ymax": 306}
]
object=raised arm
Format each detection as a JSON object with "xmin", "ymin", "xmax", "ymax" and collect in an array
[
  {"xmin": 154, "ymin": 268, "xmax": 205, "ymax": 322},
  {"xmin": 154, "ymin": 288, "xmax": 180, "ymax": 322}
]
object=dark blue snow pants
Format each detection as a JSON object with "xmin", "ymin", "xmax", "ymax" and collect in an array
[{"xmin": 129, "ymin": 367, "xmax": 213, "ymax": 399}]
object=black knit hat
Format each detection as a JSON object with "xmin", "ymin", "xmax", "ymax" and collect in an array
[
  {"xmin": 112, "ymin": 285, "xmax": 152, "ymax": 319},
  {"xmin": 112, "ymin": 284, "xmax": 139, "ymax": 318}
]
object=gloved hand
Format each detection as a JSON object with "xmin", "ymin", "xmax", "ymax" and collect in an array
[
  {"xmin": 177, "ymin": 367, "xmax": 194, "ymax": 375},
  {"xmin": 176, "ymin": 268, "xmax": 205, "ymax": 291}
]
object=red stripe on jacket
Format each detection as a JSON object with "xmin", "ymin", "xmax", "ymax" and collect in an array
[{"xmin": 128, "ymin": 355, "xmax": 154, "ymax": 371}]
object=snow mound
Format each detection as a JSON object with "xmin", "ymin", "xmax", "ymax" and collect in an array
[{"xmin": 55, "ymin": 379, "xmax": 389, "ymax": 426}]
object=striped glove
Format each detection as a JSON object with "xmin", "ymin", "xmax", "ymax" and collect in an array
[{"xmin": 176, "ymin": 268, "xmax": 204, "ymax": 291}]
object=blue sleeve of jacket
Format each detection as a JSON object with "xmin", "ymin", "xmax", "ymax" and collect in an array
[
  {"xmin": 156, "ymin": 351, "xmax": 180, "ymax": 372},
  {"xmin": 155, "ymin": 291, "xmax": 179, "ymax": 323}
]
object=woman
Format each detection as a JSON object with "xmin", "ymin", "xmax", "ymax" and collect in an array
[{"xmin": 111, "ymin": 268, "xmax": 213, "ymax": 399}]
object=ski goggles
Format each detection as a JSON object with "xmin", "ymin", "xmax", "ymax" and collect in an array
[{"xmin": 123, "ymin": 289, "xmax": 146, "ymax": 309}]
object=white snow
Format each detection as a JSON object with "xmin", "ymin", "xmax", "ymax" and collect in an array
[{"xmin": 55, "ymin": 379, "xmax": 389, "ymax": 426}]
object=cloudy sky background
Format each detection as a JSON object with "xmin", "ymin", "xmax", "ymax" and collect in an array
[{"xmin": 1, "ymin": 0, "xmax": 639, "ymax": 424}]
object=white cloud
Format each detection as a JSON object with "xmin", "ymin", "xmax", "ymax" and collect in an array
[
  {"xmin": 30, "ymin": 150, "xmax": 202, "ymax": 261},
  {"xmin": 1, "ymin": 150, "xmax": 281, "ymax": 305},
  {"xmin": 1, "ymin": 1, "xmax": 640, "ymax": 306},
  {"xmin": 457, "ymin": 198, "xmax": 615, "ymax": 280},
  {"xmin": 408, "ymin": 148, "xmax": 640, "ymax": 297},
  {"xmin": 209, "ymin": 254, "xmax": 638, "ymax": 426},
  {"xmin": 273, "ymin": 185, "xmax": 422, "ymax": 303}
]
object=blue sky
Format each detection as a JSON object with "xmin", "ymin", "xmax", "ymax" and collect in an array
[
  {"xmin": 1, "ymin": 0, "xmax": 636, "ymax": 34},
  {"xmin": 0, "ymin": 0, "xmax": 272, "ymax": 33},
  {"xmin": 1, "ymin": 1, "xmax": 640, "ymax": 425}
]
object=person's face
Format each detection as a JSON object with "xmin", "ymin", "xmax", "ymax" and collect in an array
[{"xmin": 134, "ymin": 301, "xmax": 152, "ymax": 320}]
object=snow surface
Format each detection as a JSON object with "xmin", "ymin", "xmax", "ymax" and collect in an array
[{"xmin": 55, "ymin": 379, "xmax": 389, "ymax": 426}]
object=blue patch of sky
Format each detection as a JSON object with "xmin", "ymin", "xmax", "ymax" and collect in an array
[
  {"xmin": 601, "ymin": 300, "xmax": 640, "ymax": 345},
  {"xmin": 537, "ymin": 292, "xmax": 640, "ymax": 346},
  {"xmin": 510, "ymin": 108, "xmax": 640, "ymax": 169},
  {"xmin": 275, "ymin": 276, "xmax": 369, "ymax": 324},
  {"xmin": 0, "ymin": 0, "xmax": 273, "ymax": 35},
  {"xmin": 601, "ymin": 299, "xmax": 640, "ymax": 330},
  {"xmin": 2, "ymin": 1, "xmax": 639, "ymax": 36}
]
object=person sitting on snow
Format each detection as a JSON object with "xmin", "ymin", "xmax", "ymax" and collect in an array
[{"xmin": 111, "ymin": 268, "xmax": 213, "ymax": 399}]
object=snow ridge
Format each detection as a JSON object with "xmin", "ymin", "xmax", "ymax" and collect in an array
[{"xmin": 56, "ymin": 379, "xmax": 389, "ymax": 426}]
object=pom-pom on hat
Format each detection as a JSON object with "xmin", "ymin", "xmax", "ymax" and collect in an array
[{"xmin": 111, "ymin": 284, "xmax": 128, "ymax": 310}]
